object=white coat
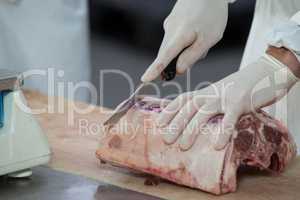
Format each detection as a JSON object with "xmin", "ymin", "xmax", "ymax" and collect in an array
[
  {"xmin": 241, "ymin": 0, "xmax": 300, "ymax": 153},
  {"xmin": 0, "ymin": 0, "xmax": 91, "ymax": 102}
]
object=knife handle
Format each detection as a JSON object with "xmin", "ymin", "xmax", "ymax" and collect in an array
[{"xmin": 161, "ymin": 55, "xmax": 179, "ymax": 81}]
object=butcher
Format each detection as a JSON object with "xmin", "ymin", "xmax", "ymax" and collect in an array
[{"xmin": 141, "ymin": 0, "xmax": 300, "ymax": 153}]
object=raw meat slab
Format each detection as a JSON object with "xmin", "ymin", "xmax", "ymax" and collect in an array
[{"xmin": 97, "ymin": 96, "xmax": 297, "ymax": 195}]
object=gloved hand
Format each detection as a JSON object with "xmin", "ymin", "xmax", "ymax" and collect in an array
[
  {"xmin": 156, "ymin": 53, "xmax": 299, "ymax": 151},
  {"xmin": 141, "ymin": 0, "xmax": 230, "ymax": 82}
]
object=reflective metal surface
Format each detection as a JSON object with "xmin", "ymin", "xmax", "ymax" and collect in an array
[
  {"xmin": 0, "ymin": 69, "xmax": 23, "ymax": 91},
  {"xmin": 103, "ymin": 83, "xmax": 145, "ymax": 126},
  {"xmin": 0, "ymin": 166, "xmax": 162, "ymax": 200}
]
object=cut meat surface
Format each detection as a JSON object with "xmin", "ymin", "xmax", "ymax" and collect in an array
[{"xmin": 96, "ymin": 96, "xmax": 297, "ymax": 195}]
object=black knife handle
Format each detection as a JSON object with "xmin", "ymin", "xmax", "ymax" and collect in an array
[{"xmin": 161, "ymin": 55, "xmax": 178, "ymax": 81}]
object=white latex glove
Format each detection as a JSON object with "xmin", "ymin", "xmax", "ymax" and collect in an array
[
  {"xmin": 141, "ymin": 0, "xmax": 230, "ymax": 82},
  {"xmin": 156, "ymin": 54, "xmax": 299, "ymax": 151}
]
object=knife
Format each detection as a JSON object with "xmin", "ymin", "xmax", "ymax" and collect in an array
[{"xmin": 103, "ymin": 55, "xmax": 178, "ymax": 126}]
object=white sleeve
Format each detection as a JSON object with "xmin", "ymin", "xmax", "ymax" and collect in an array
[
  {"xmin": 291, "ymin": 11, "xmax": 300, "ymax": 25},
  {"xmin": 267, "ymin": 11, "xmax": 300, "ymax": 62}
]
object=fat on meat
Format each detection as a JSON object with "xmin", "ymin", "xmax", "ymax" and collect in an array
[{"xmin": 96, "ymin": 96, "xmax": 297, "ymax": 195}]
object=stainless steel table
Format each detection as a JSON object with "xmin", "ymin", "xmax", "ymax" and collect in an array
[{"xmin": 0, "ymin": 166, "xmax": 162, "ymax": 200}]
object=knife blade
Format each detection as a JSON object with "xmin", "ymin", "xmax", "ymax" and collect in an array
[
  {"xmin": 103, "ymin": 55, "xmax": 178, "ymax": 126},
  {"xmin": 103, "ymin": 83, "xmax": 145, "ymax": 126}
]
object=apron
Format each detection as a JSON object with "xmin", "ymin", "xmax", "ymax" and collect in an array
[
  {"xmin": 0, "ymin": 0, "xmax": 91, "ymax": 102},
  {"xmin": 241, "ymin": 0, "xmax": 300, "ymax": 154}
]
